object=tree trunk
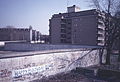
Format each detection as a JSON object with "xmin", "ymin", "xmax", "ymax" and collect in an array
[
  {"xmin": 118, "ymin": 36, "xmax": 120, "ymax": 62},
  {"xmin": 118, "ymin": 52, "xmax": 120, "ymax": 62},
  {"xmin": 105, "ymin": 48, "xmax": 111, "ymax": 65},
  {"xmin": 99, "ymin": 49, "xmax": 104, "ymax": 65}
]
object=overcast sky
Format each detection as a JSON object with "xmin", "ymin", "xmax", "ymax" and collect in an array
[{"xmin": 0, "ymin": 0, "xmax": 91, "ymax": 34}]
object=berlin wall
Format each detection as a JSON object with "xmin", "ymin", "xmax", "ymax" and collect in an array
[
  {"xmin": 4, "ymin": 42, "xmax": 102, "ymax": 51},
  {"xmin": 0, "ymin": 49, "xmax": 100, "ymax": 82}
]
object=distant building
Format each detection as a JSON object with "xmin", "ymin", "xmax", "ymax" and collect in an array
[
  {"xmin": 32, "ymin": 30, "xmax": 41, "ymax": 41},
  {"xmin": 36, "ymin": 31, "xmax": 40, "ymax": 41},
  {"xmin": 40, "ymin": 35, "xmax": 50, "ymax": 44},
  {"xmin": 32, "ymin": 30, "xmax": 37, "ymax": 41},
  {"xmin": 0, "ymin": 26, "xmax": 40, "ymax": 42},
  {"xmin": 49, "ymin": 5, "xmax": 105, "ymax": 46},
  {"xmin": 0, "ymin": 26, "xmax": 32, "ymax": 42}
]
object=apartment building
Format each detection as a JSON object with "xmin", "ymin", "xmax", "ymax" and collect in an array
[
  {"xmin": 49, "ymin": 5, "xmax": 105, "ymax": 46},
  {"xmin": 0, "ymin": 26, "xmax": 40, "ymax": 42}
]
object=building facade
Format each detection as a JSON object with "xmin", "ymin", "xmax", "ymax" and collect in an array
[
  {"xmin": 40, "ymin": 35, "xmax": 50, "ymax": 43},
  {"xmin": 0, "ymin": 26, "xmax": 40, "ymax": 42},
  {"xmin": 49, "ymin": 5, "xmax": 105, "ymax": 46}
]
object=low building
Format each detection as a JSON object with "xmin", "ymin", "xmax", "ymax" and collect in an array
[{"xmin": 40, "ymin": 35, "xmax": 50, "ymax": 43}]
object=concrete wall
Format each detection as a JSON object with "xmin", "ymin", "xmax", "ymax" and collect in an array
[
  {"xmin": 4, "ymin": 43, "xmax": 101, "ymax": 51},
  {"xmin": 0, "ymin": 49, "xmax": 100, "ymax": 82}
]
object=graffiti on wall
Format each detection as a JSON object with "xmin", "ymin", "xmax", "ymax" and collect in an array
[
  {"xmin": 0, "ymin": 69, "xmax": 12, "ymax": 78},
  {"xmin": 12, "ymin": 63, "xmax": 53, "ymax": 78}
]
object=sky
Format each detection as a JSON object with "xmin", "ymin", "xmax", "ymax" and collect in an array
[{"xmin": 0, "ymin": 0, "xmax": 91, "ymax": 34}]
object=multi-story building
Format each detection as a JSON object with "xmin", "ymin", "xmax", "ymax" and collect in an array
[
  {"xmin": 0, "ymin": 26, "xmax": 41, "ymax": 42},
  {"xmin": 0, "ymin": 26, "xmax": 32, "ymax": 42},
  {"xmin": 49, "ymin": 5, "xmax": 105, "ymax": 46}
]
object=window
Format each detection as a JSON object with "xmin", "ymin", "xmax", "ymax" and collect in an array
[
  {"xmin": 61, "ymin": 34, "xmax": 66, "ymax": 38},
  {"xmin": 61, "ymin": 39, "xmax": 66, "ymax": 43},
  {"xmin": 61, "ymin": 29, "xmax": 66, "ymax": 33}
]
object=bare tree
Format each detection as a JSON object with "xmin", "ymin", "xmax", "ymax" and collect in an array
[
  {"xmin": 89, "ymin": 0, "xmax": 120, "ymax": 64},
  {"xmin": 115, "ymin": 11, "xmax": 120, "ymax": 62}
]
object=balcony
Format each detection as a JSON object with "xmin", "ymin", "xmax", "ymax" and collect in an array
[
  {"xmin": 98, "ymin": 42, "xmax": 104, "ymax": 46},
  {"xmin": 97, "ymin": 39, "xmax": 104, "ymax": 44},
  {"xmin": 98, "ymin": 21, "xmax": 104, "ymax": 26},
  {"xmin": 98, "ymin": 25, "xmax": 105, "ymax": 30},
  {"xmin": 97, "ymin": 33, "xmax": 104, "ymax": 37},
  {"xmin": 97, "ymin": 37, "xmax": 104, "ymax": 40},
  {"xmin": 98, "ymin": 14, "xmax": 105, "ymax": 19},
  {"xmin": 97, "ymin": 28, "xmax": 104, "ymax": 33},
  {"xmin": 61, "ymin": 29, "xmax": 66, "ymax": 33},
  {"xmin": 98, "ymin": 30, "xmax": 104, "ymax": 35}
]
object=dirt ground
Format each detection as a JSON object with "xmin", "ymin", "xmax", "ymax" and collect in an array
[{"xmin": 32, "ymin": 71, "xmax": 107, "ymax": 82}]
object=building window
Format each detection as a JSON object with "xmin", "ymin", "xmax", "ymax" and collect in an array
[
  {"xmin": 61, "ymin": 24, "xmax": 66, "ymax": 28},
  {"xmin": 74, "ymin": 24, "xmax": 77, "ymax": 27},
  {"xmin": 67, "ymin": 32, "xmax": 71, "ymax": 34},
  {"xmin": 61, "ymin": 29, "xmax": 66, "ymax": 33},
  {"xmin": 61, "ymin": 34, "xmax": 66, "ymax": 38},
  {"xmin": 61, "ymin": 39, "xmax": 66, "ymax": 43},
  {"xmin": 75, "ymin": 19, "xmax": 78, "ymax": 21},
  {"xmin": 61, "ymin": 19, "xmax": 66, "ymax": 23}
]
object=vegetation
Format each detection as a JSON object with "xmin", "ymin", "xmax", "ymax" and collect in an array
[{"xmin": 90, "ymin": 0, "xmax": 120, "ymax": 64}]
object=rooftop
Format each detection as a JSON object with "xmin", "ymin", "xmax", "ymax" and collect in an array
[{"xmin": 52, "ymin": 9, "xmax": 98, "ymax": 18}]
